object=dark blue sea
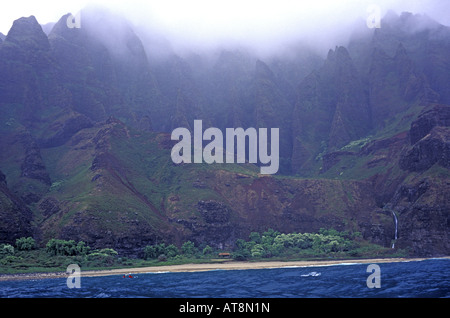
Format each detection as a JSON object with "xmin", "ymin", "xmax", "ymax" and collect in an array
[{"xmin": 1, "ymin": 258, "xmax": 449, "ymax": 298}]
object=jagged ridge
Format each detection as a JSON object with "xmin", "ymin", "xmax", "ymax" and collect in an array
[{"xmin": 0, "ymin": 9, "xmax": 449, "ymax": 256}]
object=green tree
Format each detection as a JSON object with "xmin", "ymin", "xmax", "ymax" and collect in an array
[
  {"xmin": 144, "ymin": 243, "xmax": 165, "ymax": 259},
  {"xmin": 144, "ymin": 243, "xmax": 179, "ymax": 259},
  {"xmin": 250, "ymin": 244, "xmax": 264, "ymax": 258},
  {"xmin": 143, "ymin": 245, "xmax": 159, "ymax": 259},
  {"xmin": 86, "ymin": 248, "xmax": 118, "ymax": 266},
  {"xmin": 94, "ymin": 248, "xmax": 118, "ymax": 256},
  {"xmin": 328, "ymin": 240, "xmax": 340, "ymax": 253},
  {"xmin": 46, "ymin": 239, "xmax": 89, "ymax": 256},
  {"xmin": 0, "ymin": 244, "xmax": 14, "ymax": 256},
  {"xmin": 181, "ymin": 241, "xmax": 197, "ymax": 256},
  {"xmin": 235, "ymin": 239, "xmax": 248, "ymax": 250},
  {"xmin": 165, "ymin": 244, "xmax": 179, "ymax": 258},
  {"xmin": 249, "ymin": 232, "xmax": 261, "ymax": 244},
  {"xmin": 269, "ymin": 241, "xmax": 284, "ymax": 257},
  {"xmin": 76, "ymin": 241, "xmax": 90, "ymax": 255},
  {"xmin": 232, "ymin": 251, "xmax": 248, "ymax": 261},
  {"xmin": 15, "ymin": 237, "xmax": 36, "ymax": 251},
  {"xmin": 202, "ymin": 245, "xmax": 213, "ymax": 255},
  {"xmin": 262, "ymin": 229, "xmax": 280, "ymax": 245},
  {"xmin": 233, "ymin": 239, "xmax": 251, "ymax": 260}
]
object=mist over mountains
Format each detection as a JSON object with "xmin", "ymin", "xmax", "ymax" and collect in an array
[{"xmin": 0, "ymin": 5, "xmax": 449, "ymax": 257}]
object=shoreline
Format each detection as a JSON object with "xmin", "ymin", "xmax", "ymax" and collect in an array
[{"xmin": 1, "ymin": 256, "xmax": 448, "ymax": 282}]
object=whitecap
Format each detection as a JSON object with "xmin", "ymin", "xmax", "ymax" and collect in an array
[
  {"xmin": 301, "ymin": 272, "xmax": 321, "ymax": 277},
  {"xmin": 146, "ymin": 271, "xmax": 170, "ymax": 274}
]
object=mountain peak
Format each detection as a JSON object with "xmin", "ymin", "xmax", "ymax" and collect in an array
[
  {"xmin": 48, "ymin": 13, "xmax": 82, "ymax": 41},
  {"xmin": 381, "ymin": 10, "xmax": 442, "ymax": 34},
  {"xmin": 5, "ymin": 15, "xmax": 49, "ymax": 51},
  {"xmin": 324, "ymin": 46, "xmax": 356, "ymax": 78},
  {"xmin": 326, "ymin": 46, "xmax": 351, "ymax": 63},
  {"xmin": 383, "ymin": 9, "xmax": 400, "ymax": 22},
  {"xmin": 255, "ymin": 59, "xmax": 275, "ymax": 80}
]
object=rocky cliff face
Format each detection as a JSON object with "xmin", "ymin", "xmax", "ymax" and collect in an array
[
  {"xmin": 292, "ymin": 46, "xmax": 371, "ymax": 173},
  {"xmin": 313, "ymin": 103, "xmax": 450, "ymax": 256},
  {"xmin": 0, "ymin": 9, "xmax": 448, "ymax": 257},
  {"xmin": 409, "ymin": 104, "xmax": 450, "ymax": 144},
  {"xmin": 389, "ymin": 177, "xmax": 450, "ymax": 256},
  {"xmin": 390, "ymin": 104, "xmax": 450, "ymax": 256},
  {"xmin": 400, "ymin": 104, "xmax": 450, "ymax": 171},
  {"xmin": 0, "ymin": 170, "xmax": 33, "ymax": 244}
]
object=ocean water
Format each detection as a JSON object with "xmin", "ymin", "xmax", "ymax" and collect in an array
[{"xmin": 0, "ymin": 258, "xmax": 449, "ymax": 298}]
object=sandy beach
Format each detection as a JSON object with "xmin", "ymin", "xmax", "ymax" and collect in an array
[{"xmin": 2, "ymin": 257, "xmax": 447, "ymax": 282}]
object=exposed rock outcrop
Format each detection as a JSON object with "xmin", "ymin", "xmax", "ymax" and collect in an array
[
  {"xmin": 38, "ymin": 111, "xmax": 94, "ymax": 148},
  {"xmin": 409, "ymin": 104, "xmax": 450, "ymax": 144},
  {"xmin": 390, "ymin": 178, "xmax": 450, "ymax": 256},
  {"xmin": 400, "ymin": 105, "xmax": 450, "ymax": 171},
  {"xmin": 0, "ymin": 170, "xmax": 34, "ymax": 244},
  {"xmin": 400, "ymin": 126, "xmax": 450, "ymax": 171}
]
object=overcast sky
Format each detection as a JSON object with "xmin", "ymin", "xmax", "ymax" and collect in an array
[{"xmin": 1, "ymin": 0, "xmax": 449, "ymax": 51}]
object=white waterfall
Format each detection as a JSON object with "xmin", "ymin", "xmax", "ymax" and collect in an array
[{"xmin": 391, "ymin": 211, "xmax": 398, "ymax": 249}]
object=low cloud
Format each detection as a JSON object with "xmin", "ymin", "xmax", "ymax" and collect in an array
[{"xmin": 1, "ymin": 0, "xmax": 449, "ymax": 56}]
